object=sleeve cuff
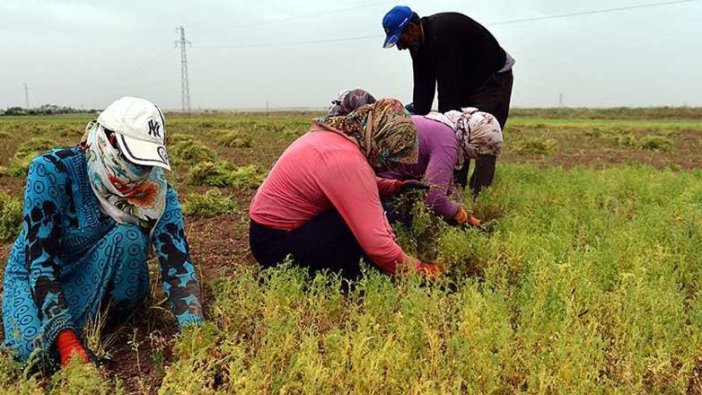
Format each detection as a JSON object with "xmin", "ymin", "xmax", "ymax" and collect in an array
[
  {"xmin": 176, "ymin": 313, "xmax": 205, "ymax": 331},
  {"xmin": 40, "ymin": 314, "xmax": 75, "ymax": 353}
]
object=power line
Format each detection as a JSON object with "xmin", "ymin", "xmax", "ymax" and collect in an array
[
  {"xmin": 489, "ymin": 0, "xmax": 698, "ymax": 26},
  {"xmin": 190, "ymin": 0, "xmax": 698, "ymax": 50}
]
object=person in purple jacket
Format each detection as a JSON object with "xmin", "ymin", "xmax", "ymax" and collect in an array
[
  {"xmin": 380, "ymin": 114, "xmax": 480, "ymax": 226},
  {"xmin": 326, "ymin": 90, "xmax": 502, "ymax": 227}
]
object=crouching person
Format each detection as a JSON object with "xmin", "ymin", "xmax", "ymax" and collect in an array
[
  {"xmin": 325, "ymin": 89, "xmax": 487, "ymax": 228},
  {"xmin": 2, "ymin": 97, "xmax": 205, "ymax": 368},
  {"xmin": 249, "ymin": 98, "xmax": 443, "ymax": 280}
]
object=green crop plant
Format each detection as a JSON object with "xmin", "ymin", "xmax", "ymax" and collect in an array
[
  {"xmin": 0, "ymin": 137, "xmax": 59, "ymax": 177},
  {"xmin": 0, "ymin": 192, "xmax": 22, "ymax": 242},
  {"xmin": 2, "ymin": 111, "xmax": 702, "ymax": 392},
  {"xmin": 513, "ymin": 137, "xmax": 558, "ymax": 155},
  {"xmin": 217, "ymin": 130, "xmax": 253, "ymax": 148},
  {"xmin": 159, "ymin": 164, "xmax": 702, "ymax": 393},
  {"xmin": 82, "ymin": 303, "xmax": 119, "ymax": 361},
  {"xmin": 182, "ymin": 189, "xmax": 238, "ymax": 218},
  {"xmin": 48, "ymin": 357, "xmax": 124, "ymax": 394},
  {"xmin": 169, "ymin": 140, "xmax": 217, "ymax": 166},
  {"xmin": 187, "ymin": 161, "xmax": 263, "ymax": 188},
  {"xmin": 638, "ymin": 135, "xmax": 673, "ymax": 152},
  {"xmin": 186, "ymin": 161, "xmax": 235, "ymax": 187}
]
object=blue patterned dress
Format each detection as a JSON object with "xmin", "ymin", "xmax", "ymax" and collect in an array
[{"xmin": 2, "ymin": 147, "xmax": 204, "ymax": 363}]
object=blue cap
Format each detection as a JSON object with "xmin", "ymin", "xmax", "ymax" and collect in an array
[{"xmin": 382, "ymin": 5, "xmax": 413, "ymax": 48}]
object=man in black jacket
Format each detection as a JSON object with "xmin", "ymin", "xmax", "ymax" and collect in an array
[{"xmin": 382, "ymin": 5, "xmax": 514, "ymax": 196}]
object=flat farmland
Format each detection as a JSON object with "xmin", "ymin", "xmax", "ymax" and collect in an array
[{"xmin": 1, "ymin": 109, "xmax": 701, "ymax": 393}]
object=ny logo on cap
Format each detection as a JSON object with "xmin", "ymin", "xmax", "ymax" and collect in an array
[{"xmin": 148, "ymin": 120, "xmax": 161, "ymax": 138}]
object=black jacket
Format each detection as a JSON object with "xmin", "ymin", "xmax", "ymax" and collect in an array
[{"xmin": 410, "ymin": 13, "xmax": 507, "ymax": 115}]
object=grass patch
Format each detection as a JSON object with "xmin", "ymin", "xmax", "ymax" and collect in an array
[
  {"xmin": 49, "ymin": 357, "xmax": 124, "ymax": 394},
  {"xmin": 639, "ymin": 135, "xmax": 673, "ymax": 152},
  {"xmin": 170, "ymin": 140, "xmax": 217, "ymax": 166},
  {"xmin": 601, "ymin": 133, "xmax": 674, "ymax": 152},
  {"xmin": 159, "ymin": 164, "xmax": 702, "ymax": 393},
  {"xmin": 0, "ymin": 137, "xmax": 58, "ymax": 177},
  {"xmin": 0, "ymin": 192, "xmax": 22, "ymax": 242},
  {"xmin": 2, "ymin": 113, "xmax": 701, "ymax": 392},
  {"xmin": 216, "ymin": 131, "xmax": 252, "ymax": 148},
  {"xmin": 187, "ymin": 161, "xmax": 263, "ymax": 188},
  {"xmin": 513, "ymin": 138, "xmax": 558, "ymax": 155},
  {"xmin": 182, "ymin": 189, "xmax": 238, "ymax": 218}
]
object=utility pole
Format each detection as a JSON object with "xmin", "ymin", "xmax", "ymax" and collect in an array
[
  {"xmin": 23, "ymin": 82, "xmax": 29, "ymax": 109},
  {"xmin": 558, "ymin": 92, "xmax": 564, "ymax": 108},
  {"xmin": 175, "ymin": 26, "xmax": 191, "ymax": 113}
]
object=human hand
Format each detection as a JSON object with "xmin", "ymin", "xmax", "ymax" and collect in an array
[
  {"xmin": 398, "ymin": 180, "xmax": 430, "ymax": 195},
  {"xmin": 417, "ymin": 262, "xmax": 445, "ymax": 281},
  {"xmin": 453, "ymin": 207, "xmax": 469, "ymax": 224}
]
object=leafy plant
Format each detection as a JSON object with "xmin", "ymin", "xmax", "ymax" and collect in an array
[
  {"xmin": 217, "ymin": 130, "xmax": 252, "ymax": 148},
  {"xmin": 182, "ymin": 189, "xmax": 237, "ymax": 218},
  {"xmin": 49, "ymin": 357, "xmax": 122, "ymax": 394},
  {"xmin": 513, "ymin": 138, "xmax": 558, "ymax": 155},
  {"xmin": 187, "ymin": 161, "xmax": 263, "ymax": 188},
  {"xmin": 0, "ymin": 137, "xmax": 58, "ymax": 177},
  {"xmin": 639, "ymin": 135, "xmax": 673, "ymax": 152},
  {"xmin": 0, "ymin": 191, "xmax": 22, "ymax": 242},
  {"xmin": 170, "ymin": 140, "xmax": 217, "ymax": 166}
]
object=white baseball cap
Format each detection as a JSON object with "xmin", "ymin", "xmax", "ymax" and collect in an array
[{"xmin": 97, "ymin": 96, "xmax": 171, "ymax": 170}]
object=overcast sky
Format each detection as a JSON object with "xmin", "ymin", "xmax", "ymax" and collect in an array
[{"xmin": 1, "ymin": 0, "xmax": 700, "ymax": 110}]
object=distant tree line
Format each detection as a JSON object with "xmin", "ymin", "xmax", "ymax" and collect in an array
[{"xmin": 1, "ymin": 104, "xmax": 99, "ymax": 116}]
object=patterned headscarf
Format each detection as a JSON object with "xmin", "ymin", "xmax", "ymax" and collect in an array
[
  {"xmin": 84, "ymin": 121, "xmax": 167, "ymax": 229},
  {"xmin": 427, "ymin": 108, "xmax": 503, "ymax": 169},
  {"xmin": 328, "ymin": 89, "xmax": 377, "ymax": 116},
  {"xmin": 316, "ymin": 98, "xmax": 418, "ymax": 171}
]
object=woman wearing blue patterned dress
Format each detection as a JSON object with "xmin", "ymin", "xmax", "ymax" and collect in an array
[{"xmin": 2, "ymin": 97, "xmax": 205, "ymax": 368}]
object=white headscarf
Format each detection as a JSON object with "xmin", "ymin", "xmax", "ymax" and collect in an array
[
  {"xmin": 426, "ymin": 108, "xmax": 503, "ymax": 169},
  {"xmin": 84, "ymin": 121, "xmax": 167, "ymax": 229}
]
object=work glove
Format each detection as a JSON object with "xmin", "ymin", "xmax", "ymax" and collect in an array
[
  {"xmin": 452, "ymin": 207, "xmax": 482, "ymax": 228},
  {"xmin": 397, "ymin": 180, "xmax": 430, "ymax": 195},
  {"xmin": 56, "ymin": 329, "xmax": 91, "ymax": 367},
  {"xmin": 417, "ymin": 262, "xmax": 445, "ymax": 281}
]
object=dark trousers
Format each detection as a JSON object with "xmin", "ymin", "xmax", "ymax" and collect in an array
[
  {"xmin": 249, "ymin": 210, "xmax": 368, "ymax": 279},
  {"xmin": 455, "ymin": 70, "xmax": 513, "ymax": 196}
]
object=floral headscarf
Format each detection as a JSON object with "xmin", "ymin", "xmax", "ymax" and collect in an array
[
  {"xmin": 427, "ymin": 107, "xmax": 503, "ymax": 169},
  {"xmin": 328, "ymin": 89, "xmax": 377, "ymax": 116},
  {"xmin": 316, "ymin": 98, "xmax": 418, "ymax": 171},
  {"xmin": 84, "ymin": 121, "xmax": 167, "ymax": 229}
]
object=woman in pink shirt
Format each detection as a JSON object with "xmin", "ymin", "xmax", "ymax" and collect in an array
[{"xmin": 249, "ymin": 99, "xmax": 442, "ymax": 279}]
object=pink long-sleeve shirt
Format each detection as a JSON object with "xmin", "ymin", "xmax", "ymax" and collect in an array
[{"xmin": 249, "ymin": 129, "xmax": 413, "ymax": 273}]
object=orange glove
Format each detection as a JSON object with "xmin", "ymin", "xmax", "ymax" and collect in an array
[
  {"xmin": 453, "ymin": 207, "xmax": 482, "ymax": 227},
  {"xmin": 467, "ymin": 214, "xmax": 481, "ymax": 227},
  {"xmin": 453, "ymin": 207, "xmax": 469, "ymax": 224},
  {"xmin": 417, "ymin": 262, "xmax": 445, "ymax": 281},
  {"xmin": 56, "ymin": 329, "xmax": 89, "ymax": 367}
]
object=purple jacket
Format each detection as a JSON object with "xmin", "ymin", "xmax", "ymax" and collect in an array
[{"xmin": 380, "ymin": 115, "xmax": 462, "ymax": 220}]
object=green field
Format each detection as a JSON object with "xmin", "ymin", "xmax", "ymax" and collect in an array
[{"xmin": 1, "ymin": 109, "xmax": 701, "ymax": 393}]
